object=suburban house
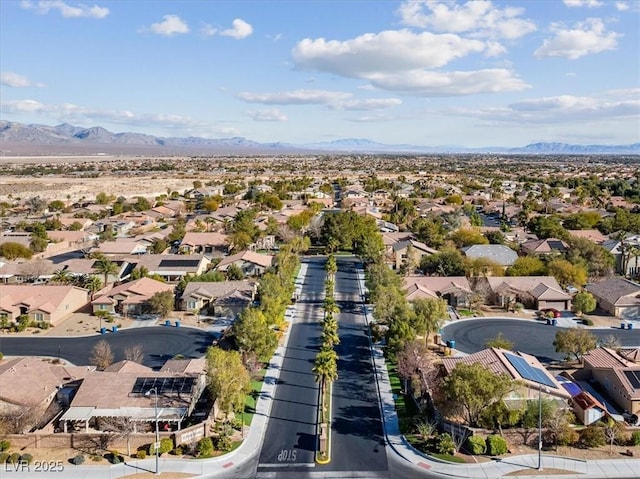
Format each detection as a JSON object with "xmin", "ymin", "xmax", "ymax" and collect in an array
[
  {"xmin": 179, "ymin": 280, "xmax": 256, "ymax": 317},
  {"xmin": 567, "ymin": 229, "xmax": 608, "ymax": 244},
  {"xmin": 0, "ymin": 285, "xmax": 89, "ymax": 326},
  {"xmin": 461, "ymin": 244, "xmax": 518, "ymax": 267},
  {"xmin": 392, "ymin": 239, "xmax": 438, "ymax": 271},
  {"xmin": 578, "ymin": 348, "xmax": 640, "ymax": 416},
  {"xmin": 442, "ymin": 348, "xmax": 571, "ymax": 405},
  {"xmin": 179, "ymin": 232, "xmax": 229, "ymax": 256},
  {"xmin": 403, "ymin": 275, "xmax": 472, "ymax": 309},
  {"xmin": 571, "ymin": 391, "xmax": 608, "ymax": 426},
  {"xmin": 91, "ymin": 277, "xmax": 174, "ymax": 317},
  {"xmin": 520, "ymin": 238, "xmax": 569, "ymax": 256},
  {"xmin": 585, "ymin": 277, "xmax": 640, "ymax": 320},
  {"xmin": 91, "ymin": 240, "xmax": 148, "ymax": 256},
  {"xmin": 56, "ymin": 257, "xmax": 132, "ymax": 284},
  {"xmin": 0, "ymin": 259, "xmax": 58, "ymax": 284},
  {"xmin": 474, "ymin": 276, "xmax": 572, "ymax": 311},
  {"xmin": 216, "ymin": 250, "xmax": 273, "ymax": 277},
  {"xmin": 59, "ymin": 364, "xmax": 207, "ymax": 433},
  {"xmin": 601, "ymin": 235, "xmax": 640, "ymax": 277},
  {"xmin": 0, "ymin": 356, "xmax": 95, "ymax": 433},
  {"xmin": 125, "ymin": 254, "xmax": 211, "ymax": 282}
]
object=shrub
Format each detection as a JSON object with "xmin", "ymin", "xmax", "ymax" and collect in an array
[
  {"xmin": 20, "ymin": 453, "xmax": 33, "ymax": 464},
  {"xmin": 556, "ymin": 426, "xmax": 580, "ymax": 447},
  {"xmin": 631, "ymin": 431, "xmax": 640, "ymax": 446},
  {"xmin": 149, "ymin": 438, "xmax": 173, "ymax": 455},
  {"xmin": 136, "ymin": 450, "xmax": 147, "ymax": 459},
  {"xmin": 107, "ymin": 450, "xmax": 123, "ymax": 464},
  {"xmin": 437, "ymin": 433, "xmax": 456, "ymax": 455},
  {"xmin": 0, "ymin": 452, "xmax": 9, "ymax": 464},
  {"xmin": 0, "ymin": 440, "xmax": 10, "ymax": 452},
  {"xmin": 579, "ymin": 425, "xmax": 606, "ymax": 448},
  {"xmin": 171, "ymin": 446, "xmax": 183, "ymax": 456},
  {"xmin": 214, "ymin": 434, "xmax": 233, "ymax": 452},
  {"xmin": 197, "ymin": 437, "xmax": 214, "ymax": 457},
  {"xmin": 465, "ymin": 435, "xmax": 486, "ymax": 455},
  {"xmin": 486, "ymin": 434, "xmax": 508, "ymax": 456},
  {"xmin": 70, "ymin": 454, "xmax": 85, "ymax": 465},
  {"xmin": 582, "ymin": 318, "xmax": 594, "ymax": 326},
  {"xmin": 7, "ymin": 453, "xmax": 21, "ymax": 464}
]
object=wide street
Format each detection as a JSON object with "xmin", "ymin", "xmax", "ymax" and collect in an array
[{"xmin": 443, "ymin": 318, "xmax": 640, "ymax": 362}]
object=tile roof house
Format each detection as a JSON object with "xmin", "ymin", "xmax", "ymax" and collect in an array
[
  {"xmin": 179, "ymin": 280, "xmax": 256, "ymax": 317},
  {"xmin": 215, "ymin": 250, "xmax": 273, "ymax": 277},
  {"xmin": 403, "ymin": 275, "xmax": 472, "ymax": 308},
  {"xmin": 567, "ymin": 229, "xmax": 608, "ymax": 244},
  {"xmin": 0, "ymin": 357, "xmax": 95, "ymax": 432},
  {"xmin": 91, "ymin": 277, "xmax": 174, "ymax": 317},
  {"xmin": 580, "ymin": 348, "xmax": 640, "ymax": 416},
  {"xmin": 179, "ymin": 232, "xmax": 229, "ymax": 256},
  {"xmin": 461, "ymin": 244, "xmax": 518, "ymax": 267},
  {"xmin": 475, "ymin": 276, "xmax": 571, "ymax": 311},
  {"xmin": 0, "ymin": 285, "xmax": 90, "ymax": 326},
  {"xmin": 442, "ymin": 348, "xmax": 571, "ymax": 403},
  {"xmin": 585, "ymin": 277, "xmax": 640, "ymax": 320},
  {"xmin": 520, "ymin": 238, "xmax": 569, "ymax": 256},
  {"xmin": 91, "ymin": 240, "xmax": 148, "ymax": 256},
  {"xmin": 125, "ymin": 254, "xmax": 211, "ymax": 282},
  {"xmin": 392, "ymin": 239, "xmax": 438, "ymax": 272}
]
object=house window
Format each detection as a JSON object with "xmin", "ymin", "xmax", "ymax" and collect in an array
[
  {"xmin": 187, "ymin": 301, "xmax": 197, "ymax": 310},
  {"xmin": 98, "ymin": 304, "xmax": 108, "ymax": 311},
  {"xmin": 34, "ymin": 312, "xmax": 44, "ymax": 321}
]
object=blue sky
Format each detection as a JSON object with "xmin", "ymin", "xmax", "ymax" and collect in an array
[{"xmin": 1, "ymin": 0, "xmax": 639, "ymax": 147}]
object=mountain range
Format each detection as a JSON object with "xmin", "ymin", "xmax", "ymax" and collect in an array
[{"xmin": 1, "ymin": 120, "xmax": 638, "ymax": 156}]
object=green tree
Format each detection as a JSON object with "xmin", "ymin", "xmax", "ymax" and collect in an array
[
  {"xmin": 232, "ymin": 308, "xmax": 278, "ymax": 359},
  {"xmin": 441, "ymin": 362, "xmax": 513, "ymax": 427},
  {"xmin": 449, "ymin": 228, "xmax": 489, "ymax": 248},
  {"xmin": 565, "ymin": 236, "xmax": 614, "ymax": 279},
  {"xmin": 148, "ymin": 290, "xmax": 174, "ymax": 319},
  {"xmin": 47, "ymin": 200, "xmax": 66, "ymax": 211},
  {"xmin": 411, "ymin": 297, "xmax": 447, "ymax": 345},
  {"xmin": 0, "ymin": 242, "xmax": 33, "ymax": 260},
  {"xmin": 553, "ymin": 328, "xmax": 597, "ymax": 361},
  {"xmin": 411, "ymin": 216, "xmax": 446, "ymax": 249},
  {"xmin": 547, "ymin": 258, "xmax": 587, "ymax": 287},
  {"xmin": 528, "ymin": 216, "xmax": 568, "ymax": 240},
  {"xmin": 226, "ymin": 263, "xmax": 244, "ymax": 280},
  {"xmin": 312, "ymin": 347, "xmax": 338, "ymax": 396},
  {"xmin": 506, "ymin": 256, "xmax": 546, "ymax": 276},
  {"xmin": 572, "ymin": 291, "xmax": 597, "ymax": 316},
  {"xmin": 206, "ymin": 348, "xmax": 251, "ymax": 417},
  {"xmin": 484, "ymin": 332, "xmax": 514, "ymax": 350},
  {"xmin": 93, "ymin": 257, "xmax": 119, "ymax": 286},
  {"xmin": 420, "ymin": 249, "xmax": 467, "ymax": 276}
]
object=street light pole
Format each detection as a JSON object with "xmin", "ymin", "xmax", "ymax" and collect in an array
[
  {"xmin": 538, "ymin": 384, "xmax": 543, "ymax": 471},
  {"xmin": 145, "ymin": 388, "xmax": 160, "ymax": 475}
]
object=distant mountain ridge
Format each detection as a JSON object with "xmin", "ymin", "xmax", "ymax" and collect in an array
[{"xmin": 1, "ymin": 120, "xmax": 638, "ymax": 155}]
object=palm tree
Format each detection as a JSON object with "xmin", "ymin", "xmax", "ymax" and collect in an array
[
  {"xmin": 321, "ymin": 317, "xmax": 340, "ymax": 348},
  {"xmin": 312, "ymin": 347, "xmax": 338, "ymax": 396},
  {"xmin": 51, "ymin": 268, "xmax": 73, "ymax": 285},
  {"xmin": 93, "ymin": 257, "xmax": 119, "ymax": 286}
]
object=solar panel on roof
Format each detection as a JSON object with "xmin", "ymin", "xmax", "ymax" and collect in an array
[
  {"xmin": 548, "ymin": 240, "xmax": 567, "ymax": 250},
  {"xmin": 624, "ymin": 370, "xmax": 640, "ymax": 389},
  {"xmin": 158, "ymin": 259, "xmax": 201, "ymax": 268},
  {"xmin": 504, "ymin": 353, "xmax": 557, "ymax": 389},
  {"xmin": 131, "ymin": 377, "xmax": 195, "ymax": 395}
]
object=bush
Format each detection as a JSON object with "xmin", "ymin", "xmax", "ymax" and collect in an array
[
  {"xmin": 107, "ymin": 451, "xmax": 123, "ymax": 464},
  {"xmin": 135, "ymin": 450, "xmax": 147, "ymax": 459},
  {"xmin": 582, "ymin": 318, "xmax": 594, "ymax": 326},
  {"xmin": 171, "ymin": 446, "xmax": 183, "ymax": 456},
  {"xmin": 0, "ymin": 440, "xmax": 10, "ymax": 452},
  {"xmin": 465, "ymin": 435, "xmax": 486, "ymax": 455},
  {"xmin": 149, "ymin": 438, "xmax": 173, "ymax": 455},
  {"xmin": 437, "ymin": 433, "xmax": 456, "ymax": 455},
  {"xmin": 579, "ymin": 425, "xmax": 606, "ymax": 448},
  {"xmin": 20, "ymin": 453, "xmax": 33, "ymax": 464},
  {"xmin": 197, "ymin": 437, "xmax": 214, "ymax": 457},
  {"xmin": 0, "ymin": 452, "xmax": 9, "ymax": 464},
  {"xmin": 214, "ymin": 434, "xmax": 233, "ymax": 452},
  {"xmin": 556, "ymin": 426, "xmax": 580, "ymax": 447},
  {"xmin": 70, "ymin": 454, "xmax": 85, "ymax": 465},
  {"xmin": 486, "ymin": 434, "xmax": 508, "ymax": 456},
  {"xmin": 7, "ymin": 453, "xmax": 21, "ymax": 464},
  {"xmin": 631, "ymin": 431, "xmax": 640, "ymax": 446}
]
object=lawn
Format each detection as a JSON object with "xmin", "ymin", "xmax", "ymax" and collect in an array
[{"xmin": 243, "ymin": 369, "xmax": 266, "ymax": 426}]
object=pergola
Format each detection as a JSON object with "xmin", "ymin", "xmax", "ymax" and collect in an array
[{"xmin": 59, "ymin": 406, "xmax": 187, "ymax": 433}]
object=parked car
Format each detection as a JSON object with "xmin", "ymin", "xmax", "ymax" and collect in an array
[{"xmin": 537, "ymin": 308, "xmax": 560, "ymax": 318}]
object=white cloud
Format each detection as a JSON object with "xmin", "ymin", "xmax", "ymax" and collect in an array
[
  {"xmin": 220, "ymin": 19, "xmax": 253, "ymax": 39},
  {"xmin": 20, "ymin": 0, "xmax": 109, "ymax": 18},
  {"xmin": 237, "ymin": 89, "xmax": 351, "ymax": 105},
  {"xmin": 328, "ymin": 98, "xmax": 402, "ymax": 111},
  {"xmin": 293, "ymin": 29, "xmax": 486, "ymax": 75},
  {"xmin": 148, "ymin": 15, "xmax": 190, "ymax": 36},
  {"xmin": 367, "ymin": 68, "xmax": 529, "ymax": 96},
  {"xmin": 615, "ymin": 2, "xmax": 630, "ymax": 10},
  {"xmin": 396, "ymin": 0, "xmax": 536, "ymax": 40},
  {"xmin": 563, "ymin": 0, "xmax": 603, "ymax": 8},
  {"xmin": 447, "ymin": 91, "xmax": 639, "ymax": 124},
  {"xmin": 0, "ymin": 72, "xmax": 45, "ymax": 88},
  {"xmin": 200, "ymin": 23, "xmax": 217, "ymax": 37},
  {"xmin": 535, "ymin": 18, "xmax": 619, "ymax": 59},
  {"xmin": 248, "ymin": 109, "xmax": 287, "ymax": 122}
]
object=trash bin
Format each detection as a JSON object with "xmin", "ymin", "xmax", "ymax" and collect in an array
[
  {"xmin": 175, "ymin": 320, "xmax": 181, "ymax": 327},
  {"xmin": 165, "ymin": 319, "xmax": 171, "ymax": 326},
  {"xmin": 448, "ymin": 340, "xmax": 456, "ymax": 349},
  {"xmin": 112, "ymin": 325, "xmax": 118, "ymax": 333},
  {"xmin": 628, "ymin": 323, "xmax": 634, "ymax": 330},
  {"xmin": 546, "ymin": 318, "xmax": 551, "ymax": 325},
  {"xmin": 621, "ymin": 322, "xmax": 627, "ymax": 329},
  {"xmin": 100, "ymin": 327, "xmax": 106, "ymax": 334},
  {"xmin": 551, "ymin": 319, "xmax": 557, "ymax": 326}
]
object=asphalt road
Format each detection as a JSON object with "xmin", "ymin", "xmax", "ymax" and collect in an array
[
  {"xmin": 443, "ymin": 318, "xmax": 640, "ymax": 362},
  {"xmin": 256, "ymin": 258, "xmax": 326, "ymax": 475},
  {"xmin": 0, "ymin": 326, "xmax": 215, "ymax": 369}
]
